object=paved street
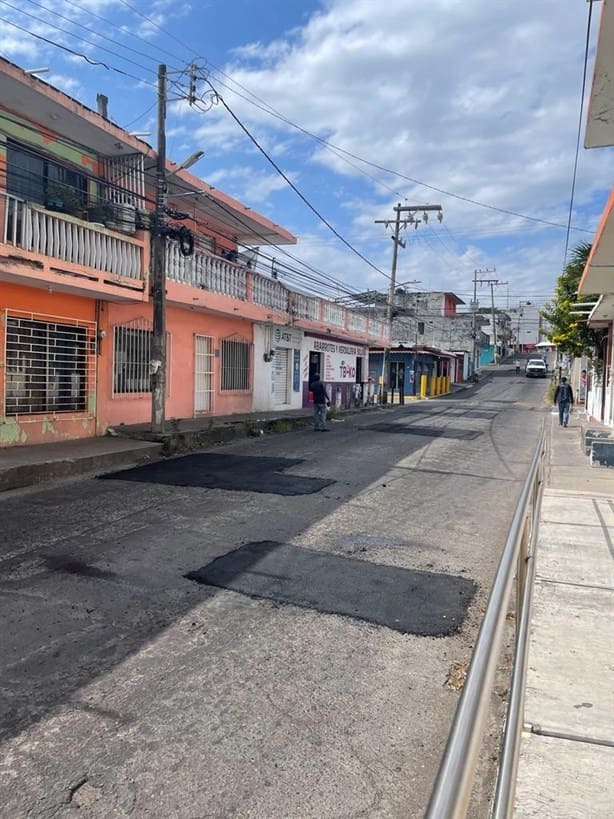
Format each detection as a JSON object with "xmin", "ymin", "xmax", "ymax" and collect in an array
[{"xmin": 0, "ymin": 369, "xmax": 546, "ymax": 818}]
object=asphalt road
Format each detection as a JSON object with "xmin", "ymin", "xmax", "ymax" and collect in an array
[{"xmin": 0, "ymin": 367, "xmax": 548, "ymax": 818}]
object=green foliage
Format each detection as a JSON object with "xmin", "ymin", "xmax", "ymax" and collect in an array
[{"xmin": 541, "ymin": 242, "xmax": 598, "ymax": 358}]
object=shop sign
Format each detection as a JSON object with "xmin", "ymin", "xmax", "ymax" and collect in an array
[{"xmin": 274, "ymin": 327, "xmax": 300, "ymax": 347}]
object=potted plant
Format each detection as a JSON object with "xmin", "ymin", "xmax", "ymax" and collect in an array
[{"xmin": 44, "ymin": 183, "xmax": 85, "ymax": 216}]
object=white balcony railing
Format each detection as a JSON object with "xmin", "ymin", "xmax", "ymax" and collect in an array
[
  {"xmin": 347, "ymin": 312, "xmax": 367, "ymax": 333},
  {"xmin": 165, "ymin": 232, "xmax": 387, "ymax": 343},
  {"xmin": 292, "ymin": 293, "xmax": 321, "ymax": 321},
  {"xmin": 252, "ymin": 274, "xmax": 289, "ymax": 312},
  {"xmin": 322, "ymin": 301, "xmax": 345, "ymax": 327},
  {"xmin": 2, "ymin": 194, "xmax": 143, "ymax": 281},
  {"xmin": 166, "ymin": 243, "xmax": 247, "ymax": 299}
]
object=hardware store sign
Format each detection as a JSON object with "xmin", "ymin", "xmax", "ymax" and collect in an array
[{"xmin": 312, "ymin": 340, "xmax": 365, "ymax": 382}]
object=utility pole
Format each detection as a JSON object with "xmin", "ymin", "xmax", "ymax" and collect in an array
[
  {"xmin": 151, "ymin": 63, "xmax": 167, "ymax": 433},
  {"xmin": 471, "ymin": 269, "xmax": 479, "ymax": 376},
  {"xmin": 473, "ymin": 270, "xmax": 508, "ymax": 365},
  {"xmin": 149, "ymin": 63, "xmax": 203, "ymax": 432},
  {"xmin": 375, "ymin": 203, "xmax": 442, "ymax": 402}
]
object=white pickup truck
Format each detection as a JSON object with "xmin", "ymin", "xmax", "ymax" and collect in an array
[{"xmin": 525, "ymin": 358, "xmax": 547, "ymax": 378}]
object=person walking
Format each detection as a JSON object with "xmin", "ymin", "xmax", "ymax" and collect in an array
[
  {"xmin": 309, "ymin": 373, "xmax": 330, "ymax": 431},
  {"xmin": 554, "ymin": 376, "xmax": 574, "ymax": 427}
]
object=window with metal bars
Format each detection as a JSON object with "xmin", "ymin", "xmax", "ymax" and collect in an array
[
  {"xmin": 220, "ymin": 337, "xmax": 250, "ymax": 391},
  {"xmin": 113, "ymin": 322, "xmax": 152, "ymax": 394},
  {"xmin": 5, "ymin": 315, "xmax": 92, "ymax": 415}
]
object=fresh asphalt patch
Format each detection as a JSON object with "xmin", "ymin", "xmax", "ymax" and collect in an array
[
  {"xmin": 364, "ymin": 423, "xmax": 483, "ymax": 441},
  {"xmin": 100, "ymin": 453, "xmax": 334, "ymax": 495},
  {"xmin": 185, "ymin": 540, "xmax": 476, "ymax": 636}
]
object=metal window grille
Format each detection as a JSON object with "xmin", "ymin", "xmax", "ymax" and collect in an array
[
  {"xmin": 112, "ymin": 320, "xmax": 171, "ymax": 395},
  {"xmin": 4, "ymin": 310, "xmax": 96, "ymax": 416},
  {"xmin": 102, "ymin": 153, "xmax": 145, "ymax": 206},
  {"xmin": 113, "ymin": 320, "xmax": 152, "ymax": 395},
  {"xmin": 194, "ymin": 335, "xmax": 214, "ymax": 412},
  {"xmin": 221, "ymin": 337, "xmax": 250, "ymax": 391}
]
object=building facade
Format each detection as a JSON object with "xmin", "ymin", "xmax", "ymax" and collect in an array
[
  {"xmin": 578, "ymin": 0, "xmax": 614, "ymax": 427},
  {"xmin": 0, "ymin": 58, "xmax": 387, "ymax": 447}
]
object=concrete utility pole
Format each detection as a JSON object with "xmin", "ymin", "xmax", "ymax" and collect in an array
[
  {"xmin": 151, "ymin": 63, "xmax": 168, "ymax": 433},
  {"xmin": 150, "ymin": 63, "xmax": 203, "ymax": 432},
  {"xmin": 375, "ymin": 203, "xmax": 442, "ymax": 402},
  {"xmin": 473, "ymin": 271, "xmax": 508, "ymax": 365},
  {"xmin": 471, "ymin": 268, "xmax": 499, "ymax": 371}
]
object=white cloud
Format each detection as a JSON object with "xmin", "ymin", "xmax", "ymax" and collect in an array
[
  {"xmin": 4, "ymin": 0, "xmax": 611, "ymax": 304},
  {"xmin": 206, "ymin": 0, "xmax": 612, "ymax": 301}
]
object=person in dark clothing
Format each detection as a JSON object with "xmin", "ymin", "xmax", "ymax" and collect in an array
[
  {"xmin": 309, "ymin": 373, "xmax": 330, "ymax": 431},
  {"xmin": 554, "ymin": 377, "xmax": 574, "ymax": 427}
]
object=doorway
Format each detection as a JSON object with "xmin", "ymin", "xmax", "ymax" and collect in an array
[{"xmin": 309, "ymin": 351, "xmax": 322, "ymax": 385}]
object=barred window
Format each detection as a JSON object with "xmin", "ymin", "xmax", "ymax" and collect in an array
[
  {"xmin": 5, "ymin": 314, "xmax": 94, "ymax": 415},
  {"xmin": 221, "ymin": 337, "xmax": 250, "ymax": 391},
  {"xmin": 113, "ymin": 322, "xmax": 152, "ymax": 394}
]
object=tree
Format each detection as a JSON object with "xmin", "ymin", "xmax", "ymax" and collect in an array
[{"xmin": 541, "ymin": 242, "xmax": 598, "ymax": 358}]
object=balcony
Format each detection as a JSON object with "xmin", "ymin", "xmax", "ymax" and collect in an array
[
  {"xmin": 1, "ymin": 194, "xmax": 146, "ymax": 297},
  {"xmin": 165, "ymin": 242, "xmax": 390, "ymax": 344}
]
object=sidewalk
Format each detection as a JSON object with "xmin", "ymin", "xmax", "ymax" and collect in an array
[{"xmin": 513, "ymin": 410, "xmax": 614, "ymax": 817}]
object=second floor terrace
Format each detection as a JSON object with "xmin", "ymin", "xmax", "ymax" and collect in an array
[
  {"xmin": 165, "ymin": 241, "xmax": 389, "ymax": 345},
  {"xmin": 0, "ymin": 189, "xmax": 388, "ymax": 345},
  {"xmin": 0, "ymin": 57, "xmax": 388, "ymax": 346},
  {"xmin": 1, "ymin": 192, "xmax": 148, "ymax": 301}
]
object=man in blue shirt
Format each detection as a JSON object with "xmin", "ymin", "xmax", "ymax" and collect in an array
[{"xmin": 554, "ymin": 377, "xmax": 574, "ymax": 427}]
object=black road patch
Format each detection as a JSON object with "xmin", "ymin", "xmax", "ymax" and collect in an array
[
  {"xmin": 365, "ymin": 423, "xmax": 482, "ymax": 441},
  {"xmin": 186, "ymin": 540, "xmax": 475, "ymax": 636},
  {"xmin": 100, "ymin": 453, "xmax": 334, "ymax": 495}
]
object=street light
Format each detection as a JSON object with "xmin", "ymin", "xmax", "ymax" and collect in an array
[{"xmin": 168, "ymin": 151, "xmax": 205, "ymax": 177}]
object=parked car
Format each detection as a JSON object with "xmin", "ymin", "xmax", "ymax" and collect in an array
[{"xmin": 525, "ymin": 358, "xmax": 547, "ymax": 378}]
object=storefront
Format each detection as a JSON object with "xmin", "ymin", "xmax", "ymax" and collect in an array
[
  {"xmin": 302, "ymin": 334, "xmax": 368, "ymax": 408},
  {"xmin": 252, "ymin": 324, "xmax": 304, "ymax": 412}
]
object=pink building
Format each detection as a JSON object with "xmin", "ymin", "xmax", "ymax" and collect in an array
[{"xmin": 0, "ymin": 58, "xmax": 388, "ymax": 447}]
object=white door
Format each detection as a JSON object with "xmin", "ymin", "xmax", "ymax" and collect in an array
[
  {"xmin": 194, "ymin": 335, "xmax": 214, "ymax": 412},
  {"xmin": 273, "ymin": 348, "xmax": 290, "ymax": 405}
]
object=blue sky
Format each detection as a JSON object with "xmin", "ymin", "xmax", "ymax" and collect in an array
[{"xmin": 2, "ymin": 0, "xmax": 613, "ymax": 309}]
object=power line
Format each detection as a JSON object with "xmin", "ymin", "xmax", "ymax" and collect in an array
[
  {"xmin": 4, "ymin": 0, "xmax": 598, "ymax": 240},
  {"xmin": 202, "ymin": 83, "xmax": 390, "ymax": 281},
  {"xmin": 0, "ymin": 14, "xmax": 155, "ymax": 85},
  {"xmin": 562, "ymin": 0, "xmax": 595, "ymax": 267}
]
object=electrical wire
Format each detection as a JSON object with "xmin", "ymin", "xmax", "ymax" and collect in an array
[
  {"xmin": 0, "ymin": 1, "xmax": 158, "ymax": 77},
  {"xmin": 203, "ymin": 90, "xmax": 389, "ymax": 281},
  {"xmin": 562, "ymin": 0, "xmax": 594, "ymax": 267},
  {"xmin": 0, "ymin": 14, "xmax": 155, "ymax": 85},
  {"xmin": 5, "ymin": 0, "xmax": 598, "ymax": 240},
  {"xmin": 205, "ymin": 73, "xmax": 596, "ymax": 236}
]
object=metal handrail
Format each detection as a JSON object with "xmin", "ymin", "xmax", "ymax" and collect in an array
[{"xmin": 424, "ymin": 425, "xmax": 546, "ymax": 819}]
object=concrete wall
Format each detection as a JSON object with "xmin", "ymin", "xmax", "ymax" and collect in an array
[{"xmin": 0, "ymin": 282, "xmax": 97, "ymax": 446}]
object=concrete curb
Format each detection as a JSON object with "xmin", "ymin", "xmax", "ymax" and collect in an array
[{"xmin": 0, "ymin": 442, "xmax": 161, "ymax": 493}]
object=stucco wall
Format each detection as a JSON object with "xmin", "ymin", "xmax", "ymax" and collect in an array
[
  {"xmin": 0, "ymin": 282, "xmax": 96, "ymax": 446},
  {"xmin": 97, "ymin": 302, "xmax": 256, "ymax": 431}
]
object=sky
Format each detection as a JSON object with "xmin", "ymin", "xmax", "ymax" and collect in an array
[{"xmin": 1, "ymin": 0, "xmax": 613, "ymax": 311}]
